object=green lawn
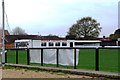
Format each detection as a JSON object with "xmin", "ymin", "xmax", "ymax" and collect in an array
[
  {"xmin": 99, "ymin": 49, "xmax": 118, "ymax": 72},
  {"xmin": 7, "ymin": 50, "xmax": 27, "ymax": 64},
  {"xmin": 6, "ymin": 49, "xmax": 119, "ymax": 72},
  {"xmin": 77, "ymin": 49, "xmax": 119, "ymax": 72},
  {"xmin": 77, "ymin": 49, "xmax": 95, "ymax": 70}
]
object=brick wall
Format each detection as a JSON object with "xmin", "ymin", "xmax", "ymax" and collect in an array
[{"xmin": 0, "ymin": 43, "xmax": 14, "ymax": 49}]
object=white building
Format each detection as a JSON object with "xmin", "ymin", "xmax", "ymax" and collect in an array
[{"xmin": 14, "ymin": 39, "xmax": 101, "ymax": 48}]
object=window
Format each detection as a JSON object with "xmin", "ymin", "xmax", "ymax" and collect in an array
[
  {"xmin": 16, "ymin": 42, "xmax": 28, "ymax": 48},
  {"xmin": 49, "ymin": 42, "xmax": 54, "ymax": 46},
  {"xmin": 41, "ymin": 42, "xmax": 46, "ymax": 46},
  {"xmin": 62, "ymin": 42, "xmax": 67, "ymax": 46},
  {"xmin": 75, "ymin": 42, "xmax": 84, "ymax": 45},
  {"xmin": 55, "ymin": 42, "xmax": 60, "ymax": 46}
]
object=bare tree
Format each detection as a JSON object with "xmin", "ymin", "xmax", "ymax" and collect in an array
[{"xmin": 12, "ymin": 26, "xmax": 27, "ymax": 35}]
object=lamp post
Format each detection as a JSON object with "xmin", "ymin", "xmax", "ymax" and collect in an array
[{"xmin": 2, "ymin": 0, "xmax": 5, "ymax": 65}]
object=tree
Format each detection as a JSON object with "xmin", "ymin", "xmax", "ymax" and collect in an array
[
  {"xmin": 67, "ymin": 17, "xmax": 101, "ymax": 39},
  {"xmin": 114, "ymin": 29, "xmax": 120, "ymax": 35},
  {"xmin": 12, "ymin": 26, "xmax": 27, "ymax": 35},
  {"xmin": 109, "ymin": 29, "xmax": 120, "ymax": 40}
]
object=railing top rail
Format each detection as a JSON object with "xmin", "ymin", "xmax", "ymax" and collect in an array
[{"xmin": 6, "ymin": 46, "xmax": 120, "ymax": 50}]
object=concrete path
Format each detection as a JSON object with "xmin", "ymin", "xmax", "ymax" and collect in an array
[
  {"xmin": 5, "ymin": 63, "xmax": 120, "ymax": 79},
  {"xmin": 0, "ymin": 66, "xmax": 2, "ymax": 80}
]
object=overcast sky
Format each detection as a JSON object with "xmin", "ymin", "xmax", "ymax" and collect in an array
[{"xmin": 0, "ymin": 0, "xmax": 119, "ymax": 37}]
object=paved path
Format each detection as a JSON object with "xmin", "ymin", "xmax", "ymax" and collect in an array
[
  {"xmin": 0, "ymin": 67, "xmax": 2, "ymax": 80},
  {"xmin": 0, "ymin": 54, "xmax": 2, "ymax": 80},
  {"xmin": 5, "ymin": 63, "xmax": 120, "ymax": 79},
  {"xmin": 3, "ymin": 68, "xmax": 93, "ymax": 78}
]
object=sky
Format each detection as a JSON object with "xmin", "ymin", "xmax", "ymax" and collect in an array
[{"xmin": 0, "ymin": 0, "xmax": 119, "ymax": 37}]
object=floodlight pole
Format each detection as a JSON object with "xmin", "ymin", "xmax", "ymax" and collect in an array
[{"xmin": 2, "ymin": 0, "xmax": 5, "ymax": 65}]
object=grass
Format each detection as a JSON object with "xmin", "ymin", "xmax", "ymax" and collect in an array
[
  {"xmin": 6, "ymin": 49, "xmax": 119, "ymax": 72},
  {"xmin": 7, "ymin": 50, "xmax": 27, "ymax": 64},
  {"xmin": 99, "ymin": 49, "xmax": 118, "ymax": 72},
  {"xmin": 7, "ymin": 50, "xmax": 16, "ymax": 64},
  {"xmin": 77, "ymin": 49, "xmax": 95, "ymax": 70}
]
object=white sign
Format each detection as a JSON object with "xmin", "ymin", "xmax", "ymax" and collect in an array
[{"xmin": 30, "ymin": 49, "xmax": 79, "ymax": 66}]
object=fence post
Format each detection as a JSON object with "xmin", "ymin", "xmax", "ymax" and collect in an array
[
  {"xmin": 56, "ymin": 49, "xmax": 59, "ymax": 67},
  {"xmin": 74, "ymin": 49, "xmax": 77, "ymax": 69},
  {"xmin": 27, "ymin": 49, "xmax": 30, "ymax": 65},
  {"xmin": 95, "ymin": 48, "xmax": 99, "ymax": 71},
  {"xmin": 5, "ymin": 50, "xmax": 7, "ymax": 63},
  {"xmin": 16, "ymin": 49, "xmax": 18, "ymax": 64},
  {"xmin": 41, "ymin": 49, "xmax": 43, "ymax": 66}
]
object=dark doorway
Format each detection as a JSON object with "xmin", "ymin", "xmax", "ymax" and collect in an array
[{"xmin": 70, "ymin": 42, "xmax": 73, "ymax": 47}]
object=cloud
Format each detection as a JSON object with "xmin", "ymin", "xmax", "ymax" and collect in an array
[{"xmin": 0, "ymin": 0, "xmax": 119, "ymax": 36}]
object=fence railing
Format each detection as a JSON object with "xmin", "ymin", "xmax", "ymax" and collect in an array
[{"xmin": 5, "ymin": 47, "xmax": 120, "ymax": 71}]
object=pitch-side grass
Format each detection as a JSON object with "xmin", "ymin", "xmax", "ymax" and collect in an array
[{"xmin": 6, "ymin": 49, "xmax": 119, "ymax": 72}]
